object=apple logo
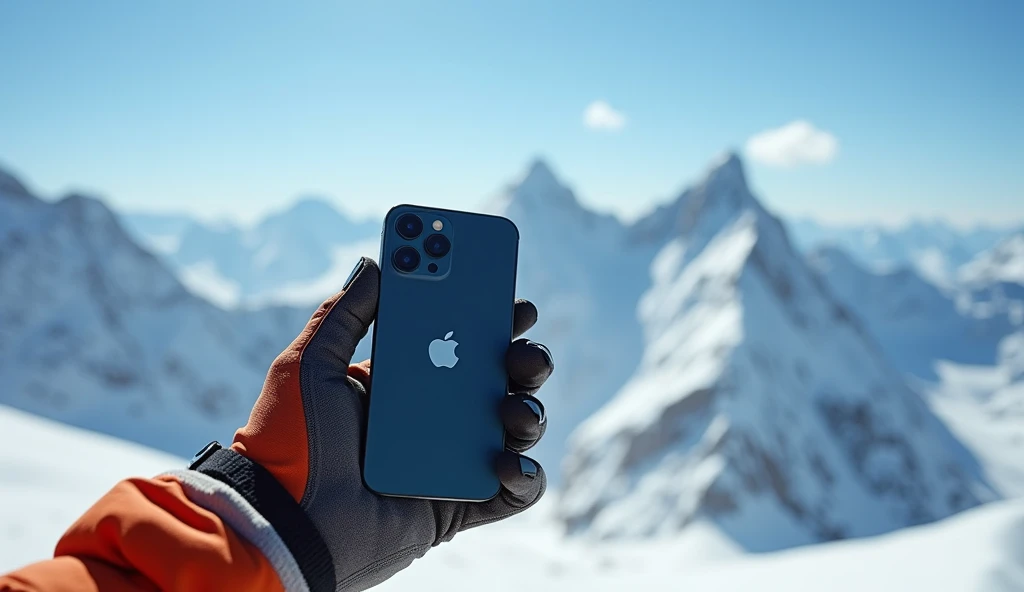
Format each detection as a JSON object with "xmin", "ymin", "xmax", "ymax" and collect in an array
[{"xmin": 429, "ymin": 331, "xmax": 460, "ymax": 368}]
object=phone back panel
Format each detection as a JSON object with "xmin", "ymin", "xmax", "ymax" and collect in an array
[{"xmin": 363, "ymin": 204, "xmax": 519, "ymax": 501}]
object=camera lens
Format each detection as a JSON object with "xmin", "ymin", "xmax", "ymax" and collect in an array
[
  {"xmin": 396, "ymin": 214, "xmax": 423, "ymax": 240},
  {"xmin": 392, "ymin": 246, "xmax": 421, "ymax": 272},
  {"xmin": 423, "ymin": 233, "xmax": 451, "ymax": 258}
]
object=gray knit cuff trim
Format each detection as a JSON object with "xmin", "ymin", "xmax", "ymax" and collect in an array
[{"xmin": 162, "ymin": 469, "xmax": 311, "ymax": 592}]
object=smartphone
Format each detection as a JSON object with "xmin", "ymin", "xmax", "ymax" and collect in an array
[{"xmin": 363, "ymin": 204, "xmax": 519, "ymax": 501}]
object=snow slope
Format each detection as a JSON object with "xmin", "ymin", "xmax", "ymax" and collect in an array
[
  {"xmin": 4, "ymin": 402, "xmax": 1023, "ymax": 592},
  {"xmin": 559, "ymin": 154, "xmax": 996, "ymax": 549},
  {"xmin": 379, "ymin": 497, "xmax": 1024, "ymax": 592},
  {"xmin": 0, "ymin": 169, "xmax": 318, "ymax": 458},
  {"xmin": 925, "ymin": 332, "xmax": 1024, "ymax": 497},
  {"xmin": 0, "ymin": 405, "xmax": 184, "ymax": 572},
  {"xmin": 122, "ymin": 198, "xmax": 380, "ymax": 308}
]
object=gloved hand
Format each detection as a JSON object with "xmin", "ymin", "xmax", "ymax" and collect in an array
[{"xmin": 228, "ymin": 257, "xmax": 553, "ymax": 592}]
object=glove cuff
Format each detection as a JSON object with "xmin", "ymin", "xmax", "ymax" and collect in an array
[{"xmin": 191, "ymin": 444, "xmax": 336, "ymax": 592}]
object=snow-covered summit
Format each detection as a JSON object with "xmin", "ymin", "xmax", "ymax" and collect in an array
[
  {"xmin": 272, "ymin": 195, "xmax": 345, "ymax": 218},
  {"xmin": 558, "ymin": 155, "xmax": 994, "ymax": 549},
  {"xmin": 517, "ymin": 159, "xmax": 563, "ymax": 197},
  {"xmin": 703, "ymin": 151, "xmax": 746, "ymax": 189},
  {"xmin": 491, "ymin": 157, "xmax": 618, "ymax": 232},
  {"xmin": 628, "ymin": 151, "xmax": 760, "ymax": 246}
]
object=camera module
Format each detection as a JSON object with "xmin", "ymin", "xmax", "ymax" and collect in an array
[
  {"xmin": 423, "ymin": 233, "xmax": 451, "ymax": 258},
  {"xmin": 392, "ymin": 246, "xmax": 421, "ymax": 272},
  {"xmin": 396, "ymin": 214, "xmax": 423, "ymax": 240}
]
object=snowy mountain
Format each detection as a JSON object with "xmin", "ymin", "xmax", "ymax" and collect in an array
[
  {"xmin": 5, "ymin": 402, "xmax": 1023, "ymax": 592},
  {"xmin": 789, "ymin": 218, "xmax": 1018, "ymax": 287},
  {"xmin": 558, "ymin": 154, "xmax": 996, "ymax": 549},
  {"xmin": 0, "ymin": 168, "xmax": 315, "ymax": 457},
  {"xmin": 809, "ymin": 247, "xmax": 1014, "ymax": 378},
  {"xmin": 122, "ymin": 198, "xmax": 380, "ymax": 308},
  {"xmin": 488, "ymin": 160, "xmax": 654, "ymax": 477}
]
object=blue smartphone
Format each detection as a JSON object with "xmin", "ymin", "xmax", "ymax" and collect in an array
[{"xmin": 363, "ymin": 205, "xmax": 519, "ymax": 501}]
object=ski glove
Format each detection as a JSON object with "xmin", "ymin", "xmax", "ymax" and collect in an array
[{"xmin": 224, "ymin": 257, "xmax": 553, "ymax": 592}]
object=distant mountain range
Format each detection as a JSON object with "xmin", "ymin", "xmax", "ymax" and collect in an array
[
  {"xmin": 2, "ymin": 154, "xmax": 1022, "ymax": 554},
  {"xmin": 808, "ymin": 246, "xmax": 1016, "ymax": 379},
  {"xmin": 122, "ymin": 198, "xmax": 380, "ymax": 307},
  {"xmin": 121, "ymin": 190, "xmax": 1023, "ymax": 309},
  {"xmin": 788, "ymin": 218, "xmax": 1021, "ymax": 287}
]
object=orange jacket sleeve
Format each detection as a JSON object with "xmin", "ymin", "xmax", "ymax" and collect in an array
[{"xmin": 0, "ymin": 475, "xmax": 285, "ymax": 592}]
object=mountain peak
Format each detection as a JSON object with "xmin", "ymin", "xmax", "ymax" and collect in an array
[
  {"xmin": 712, "ymin": 150, "xmax": 743, "ymax": 170},
  {"xmin": 0, "ymin": 165, "xmax": 34, "ymax": 200},
  {"xmin": 58, "ymin": 191, "xmax": 108, "ymax": 211},
  {"xmin": 257, "ymin": 196, "xmax": 348, "ymax": 233},
  {"xmin": 518, "ymin": 158, "xmax": 562, "ymax": 194},
  {"xmin": 702, "ymin": 150, "xmax": 748, "ymax": 193},
  {"xmin": 562, "ymin": 156, "xmax": 992, "ymax": 544},
  {"xmin": 627, "ymin": 152, "xmax": 757, "ymax": 245},
  {"xmin": 289, "ymin": 195, "xmax": 340, "ymax": 214},
  {"xmin": 488, "ymin": 157, "xmax": 581, "ymax": 216}
]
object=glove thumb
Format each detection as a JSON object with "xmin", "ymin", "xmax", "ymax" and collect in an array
[{"xmin": 300, "ymin": 257, "xmax": 380, "ymax": 372}]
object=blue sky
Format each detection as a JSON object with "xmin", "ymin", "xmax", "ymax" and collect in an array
[{"xmin": 1, "ymin": 0, "xmax": 1021, "ymax": 226}]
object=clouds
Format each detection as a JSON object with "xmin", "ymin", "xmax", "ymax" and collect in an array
[
  {"xmin": 583, "ymin": 100, "xmax": 626, "ymax": 131},
  {"xmin": 745, "ymin": 120, "xmax": 838, "ymax": 167}
]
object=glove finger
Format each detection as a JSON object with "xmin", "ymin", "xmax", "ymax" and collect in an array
[
  {"xmin": 496, "ymin": 451, "xmax": 545, "ymax": 502},
  {"xmin": 457, "ymin": 451, "xmax": 546, "ymax": 532},
  {"xmin": 302, "ymin": 257, "xmax": 380, "ymax": 371},
  {"xmin": 500, "ymin": 393, "xmax": 546, "ymax": 452},
  {"xmin": 512, "ymin": 299, "xmax": 538, "ymax": 339},
  {"xmin": 506, "ymin": 339, "xmax": 554, "ymax": 395}
]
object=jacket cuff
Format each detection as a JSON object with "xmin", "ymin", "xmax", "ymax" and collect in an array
[{"xmin": 163, "ymin": 469, "xmax": 313, "ymax": 592}]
